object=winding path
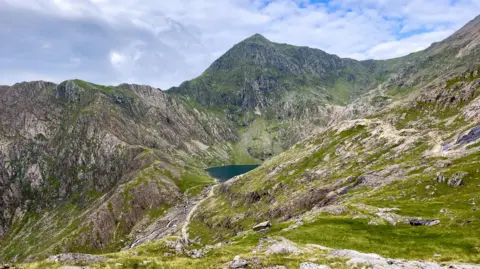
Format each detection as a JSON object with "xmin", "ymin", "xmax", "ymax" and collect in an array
[{"xmin": 181, "ymin": 184, "xmax": 218, "ymax": 242}]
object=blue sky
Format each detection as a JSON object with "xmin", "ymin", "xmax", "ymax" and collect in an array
[{"xmin": 0, "ymin": 0, "xmax": 479, "ymax": 89}]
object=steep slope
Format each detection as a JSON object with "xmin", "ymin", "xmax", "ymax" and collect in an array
[
  {"xmin": 185, "ymin": 15, "xmax": 480, "ymax": 264},
  {"xmin": 0, "ymin": 80, "xmax": 239, "ymax": 261}
]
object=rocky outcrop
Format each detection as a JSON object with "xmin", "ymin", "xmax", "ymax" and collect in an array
[
  {"xmin": 47, "ymin": 253, "xmax": 107, "ymax": 264},
  {"xmin": 328, "ymin": 248, "xmax": 480, "ymax": 269},
  {"xmin": 252, "ymin": 221, "xmax": 271, "ymax": 231},
  {"xmin": 300, "ymin": 263, "xmax": 331, "ymax": 269},
  {"xmin": 448, "ymin": 172, "xmax": 468, "ymax": 187}
]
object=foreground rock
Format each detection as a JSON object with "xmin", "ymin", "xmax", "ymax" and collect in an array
[
  {"xmin": 48, "ymin": 253, "xmax": 108, "ymax": 264},
  {"xmin": 300, "ymin": 262, "xmax": 331, "ymax": 269},
  {"xmin": 328, "ymin": 248, "xmax": 480, "ymax": 269},
  {"xmin": 256, "ymin": 237, "xmax": 303, "ymax": 255},
  {"xmin": 230, "ymin": 256, "xmax": 248, "ymax": 269},
  {"xmin": 409, "ymin": 219, "xmax": 440, "ymax": 226},
  {"xmin": 252, "ymin": 221, "xmax": 271, "ymax": 231}
]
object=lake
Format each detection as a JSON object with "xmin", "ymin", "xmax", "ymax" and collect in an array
[{"xmin": 206, "ymin": 165, "xmax": 260, "ymax": 182}]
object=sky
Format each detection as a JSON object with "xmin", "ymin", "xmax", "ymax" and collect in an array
[{"xmin": 0, "ymin": 0, "xmax": 479, "ymax": 89}]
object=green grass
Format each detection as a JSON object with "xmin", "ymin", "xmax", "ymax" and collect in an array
[
  {"xmin": 173, "ymin": 173, "xmax": 214, "ymax": 195},
  {"xmin": 283, "ymin": 215, "xmax": 480, "ymax": 262}
]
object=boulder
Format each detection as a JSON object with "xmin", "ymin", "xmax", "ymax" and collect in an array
[
  {"xmin": 48, "ymin": 253, "xmax": 108, "ymax": 264},
  {"xmin": 300, "ymin": 262, "xmax": 331, "ymax": 269},
  {"xmin": 435, "ymin": 172, "xmax": 446, "ymax": 183},
  {"xmin": 252, "ymin": 221, "xmax": 271, "ymax": 231},
  {"xmin": 265, "ymin": 237, "xmax": 303, "ymax": 255},
  {"xmin": 448, "ymin": 172, "xmax": 468, "ymax": 187},
  {"xmin": 409, "ymin": 219, "xmax": 440, "ymax": 226},
  {"xmin": 230, "ymin": 256, "xmax": 248, "ymax": 269},
  {"xmin": 456, "ymin": 125, "xmax": 480, "ymax": 145}
]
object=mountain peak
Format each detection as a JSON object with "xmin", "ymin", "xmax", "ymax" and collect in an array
[{"xmin": 243, "ymin": 33, "xmax": 270, "ymax": 43}]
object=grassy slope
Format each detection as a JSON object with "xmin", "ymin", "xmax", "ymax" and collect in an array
[{"xmin": 184, "ymin": 70, "xmax": 480, "ymax": 263}]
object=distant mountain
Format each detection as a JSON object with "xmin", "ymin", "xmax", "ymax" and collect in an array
[{"xmin": 169, "ymin": 33, "xmax": 385, "ymax": 109}]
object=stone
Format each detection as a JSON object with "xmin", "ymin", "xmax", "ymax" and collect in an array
[
  {"xmin": 187, "ymin": 249, "xmax": 205, "ymax": 259},
  {"xmin": 456, "ymin": 125, "xmax": 480, "ymax": 145},
  {"xmin": 265, "ymin": 237, "xmax": 303, "ymax": 255},
  {"xmin": 230, "ymin": 256, "xmax": 248, "ymax": 269},
  {"xmin": 300, "ymin": 262, "xmax": 331, "ymax": 269},
  {"xmin": 435, "ymin": 172, "xmax": 446, "ymax": 183},
  {"xmin": 252, "ymin": 221, "xmax": 271, "ymax": 231},
  {"xmin": 48, "ymin": 253, "xmax": 108, "ymax": 264},
  {"xmin": 376, "ymin": 212, "xmax": 405, "ymax": 225},
  {"xmin": 409, "ymin": 219, "xmax": 440, "ymax": 226},
  {"xmin": 327, "ymin": 248, "xmax": 480, "ymax": 269},
  {"xmin": 448, "ymin": 172, "xmax": 468, "ymax": 187}
]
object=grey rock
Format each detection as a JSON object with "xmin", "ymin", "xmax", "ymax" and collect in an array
[
  {"xmin": 252, "ymin": 221, "xmax": 271, "ymax": 231},
  {"xmin": 328, "ymin": 248, "xmax": 480, "ymax": 269},
  {"xmin": 230, "ymin": 256, "xmax": 248, "ymax": 269},
  {"xmin": 409, "ymin": 219, "xmax": 440, "ymax": 226},
  {"xmin": 456, "ymin": 125, "xmax": 480, "ymax": 145},
  {"xmin": 300, "ymin": 262, "xmax": 331, "ymax": 269},
  {"xmin": 48, "ymin": 253, "xmax": 108, "ymax": 264},
  {"xmin": 265, "ymin": 237, "xmax": 303, "ymax": 255},
  {"xmin": 435, "ymin": 172, "xmax": 447, "ymax": 183},
  {"xmin": 448, "ymin": 172, "xmax": 468, "ymax": 187}
]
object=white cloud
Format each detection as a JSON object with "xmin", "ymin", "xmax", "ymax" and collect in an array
[
  {"xmin": 109, "ymin": 51, "xmax": 126, "ymax": 66},
  {"xmin": 1, "ymin": 0, "xmax": 480, "ymax": 88}
]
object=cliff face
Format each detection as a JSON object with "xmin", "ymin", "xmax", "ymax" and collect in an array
[{"xmin": 0, "ymin": 80, "xmax": 237, "ymax": 260}]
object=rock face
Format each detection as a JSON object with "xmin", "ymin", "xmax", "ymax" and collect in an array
[
  {"xmin": 0, "ymin": 80, "xmax": 237, "ymax": 260},
  {"xmin": 47, "ymin": 253, "xmax": 107, "ymax": 264},
  {"xmin": 457, "ymin": 125, "xmax": 480, "ymax": 145}
]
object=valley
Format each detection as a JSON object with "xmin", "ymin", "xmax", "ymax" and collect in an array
[{"xmin": 1, "ymin": 12, "xmax": 480, "ymax": 269}]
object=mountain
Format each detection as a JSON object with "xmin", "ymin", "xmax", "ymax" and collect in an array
[
  {"xmin": 169, "ymin": 34, "xmax": 389, "ymax": 160},
  {"xmin": 2, "ymin": 14, "xmax": 480, "ymax": 269},
  {"xmin": 0, "ymin": 80, "xmax": 238, "ymax": 260}
]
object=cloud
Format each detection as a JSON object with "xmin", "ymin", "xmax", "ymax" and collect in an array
[{"xmin": 0, "ymin": 0, "xmax": 479, "ymax": 89}]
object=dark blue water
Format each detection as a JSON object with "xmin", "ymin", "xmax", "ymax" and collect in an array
[{"xmin": 206, "ymin": 165, "xmax": 260, "ymax": 182}]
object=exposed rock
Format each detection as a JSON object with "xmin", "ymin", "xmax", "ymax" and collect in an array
[
  {"xmin": 456, "ymin": 125, "xmax": 480, "ymax": 145},
  {"xmin": 48, "ymin": 253, "xmax": 108, "ymax": 264},
  {"xmin": 264, "ymin": 237, "xmax": 303, "ymax": 255},
  {"xmin": 448, "ymin": 172, "xmax": 468, "ymax": 187},
  {"xmin": 409, "ymin": 219, "xmax": 441, "ymax": 226},
  {"xmin": 300, "ymin": 262, "xmax": 331, "ymax": 269},
  {"xmin": 186, "ymin": 249, "xmax": 205, "ymax": 259},
  {"xmin": 230, "ymin": 256, "xmax": 248, "ymax": 269},
  {"xmin": 252, "ymin": 221, "xmax": 271, "ymax": 231},
  {"xmin": 435, "ymin": 172, "xmax": 447, "ymax": 183},
  {"xmin": 306, "ymin": 244, "xmax": 332, "ymax": 251},
  {"xmin": 328, "ymin": 248, "xmax": 480, "ymax": 269},
  {"xmin": 376, "ymin": 212, "xmax": 406, "ymax": 226}
]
